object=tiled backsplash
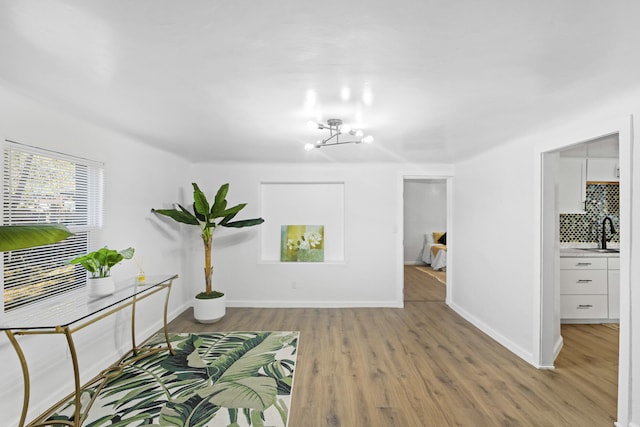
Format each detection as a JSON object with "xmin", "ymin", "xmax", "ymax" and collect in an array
[{"xmin": 560, "ymin": 183, "xmax": 619, "ymax": 244}]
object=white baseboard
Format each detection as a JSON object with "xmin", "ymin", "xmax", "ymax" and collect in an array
[
  {"xmin": 226, "ymin": 300, "xmax": 404, "ymax": 308},
  {"xmin": 138, "ymin": 300, "xmax": 190, "ymax": 338},
  {"xmin": 553, "ymin": 335, "xmax": 564, "ymax": 362},
  {"xmin": 537, "ymin": 336, "xmax": 564, "ymax": 370},
  {"xmin": 448, "ymin": 301, "xmax": 536, "ymax": 367}
]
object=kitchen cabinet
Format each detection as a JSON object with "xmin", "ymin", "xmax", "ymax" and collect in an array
[
  {"xmin": 587, "ymin": 158, "xmax": 619, "ymax": 182},
  {"xmin": 558, "ymin": 158, "xmax": 586, "ymax": 214},
  {"xmin": 560, "ymin": 256, "xmax": 619, "ymax": 322}
]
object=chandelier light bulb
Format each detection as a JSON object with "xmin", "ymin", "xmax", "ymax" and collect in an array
[
  {"xmin": 340, "ymin": 86, "xmax": 351, "ymax": 101},
  {"xmin": 304, "ymin": 143, "xmax": 316, "ymax": 151},
  {"xmin": 306, "ymin": 120, "xmax": 319, "ymax": 129},
  {"xmin": 362, "ymin": 135, "xmax": 374, "ymax": 144},
  {"xmin": 362, "ymin": 87, "xmax": 374, "ymax": 105},
  {"xmin": 355, "ymin": 129, "xmax": 364, "ymax": 137},
  {"xmin": 304, "ymin": 89, "xmax": 317, "ymax": 109},
  {"xmin": 341, "ymin": 124, "xmax": 352, "ymax": 134}
]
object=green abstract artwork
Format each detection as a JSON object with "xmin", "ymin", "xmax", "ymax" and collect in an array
[{"xmin": 280, "ymin": 225, "xmax": 324, "ymax": 262}]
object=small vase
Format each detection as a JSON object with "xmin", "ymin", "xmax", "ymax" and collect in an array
[
  {"xmin": 136, "ymin": 269, "xmax": 146, "ymax": 284},
  {"xmin": 87, "ymin": 276, "xmax": 115, "ymax": 297},
  {"xmin": 135, "ymin": 256, "xmax": 145, "ymax": 284}
]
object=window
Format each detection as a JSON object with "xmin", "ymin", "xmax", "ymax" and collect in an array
[{"xmin": 2, "ymin": 140, "xmax": 103, "ymax": 311}]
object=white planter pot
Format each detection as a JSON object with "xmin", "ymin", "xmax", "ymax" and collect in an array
[
  {"xmin": 193, "ymin": 294, "xmax": 226, "ymax": 323},
  {"xmin": 87, "ymin": 276, "xmax": 115, "ymax": 297}
]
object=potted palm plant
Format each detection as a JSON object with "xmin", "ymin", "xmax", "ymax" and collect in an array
[
  {"xmin": 70, "ymin": 246, "xmax": 135, "ymax": 297},
  {"xmin": 151, "ymin": 182, "xmax": 264, "ymax": 323}
]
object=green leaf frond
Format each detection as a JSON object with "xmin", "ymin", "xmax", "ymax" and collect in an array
[
  {"xmin": 212, "ymin": 183, "xmax": 230, "ymax": 217},
  {"xmin": 152, "ymin": 208, "xmax": 200, "ymax": 226},
  {"xmin": 223, "ymin": 218, "xmax": 265, "ymax": 228},
  {"xmin": 192, "ymin": 183, "xmax": 210, "ymax": 219},
  {"xmin": 0, "ymin": 224, "xmax": 73, "ymax": 252},
  {"xmin": 217, "ymin": 203, "xmax": 247, "ymax": 224}
]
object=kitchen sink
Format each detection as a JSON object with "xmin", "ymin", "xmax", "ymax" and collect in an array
[{"xmin": 577, "ymin": 248, "xmax": 620, "ymax": 253}]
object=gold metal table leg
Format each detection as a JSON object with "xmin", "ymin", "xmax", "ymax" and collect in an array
[
  {"xmin": 5, "ymin": 330, "xmax": 29, "ymax": 427},
  {"xmin": 60, "ymin": 326, "xmax": 82, "ymax": 427},
  {"xmin": 163, "ymin": 280, "xmax": 175, "ymax": 355},
  {"xmin": 131, "ymin": 290, "xmax": 138, "ymax": 356}
]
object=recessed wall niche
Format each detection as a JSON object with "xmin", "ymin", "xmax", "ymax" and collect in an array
[{"xmin": 260, "ymin": 182, "xmax": 345, "ymax": 262}]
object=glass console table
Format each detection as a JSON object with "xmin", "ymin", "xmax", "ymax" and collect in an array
[{"xmin": 0, "ymin": 274, "xmax": 178, "ymax": 427}]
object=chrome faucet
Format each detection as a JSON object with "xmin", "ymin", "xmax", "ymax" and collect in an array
[{"xmin": 601, "ymin": 217, "xmax": 616, "ymax": 249}]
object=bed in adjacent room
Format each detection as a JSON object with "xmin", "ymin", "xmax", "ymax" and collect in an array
[{"xmin": 422, "ymin": 231, "xmax": 447, "ymax": 271}]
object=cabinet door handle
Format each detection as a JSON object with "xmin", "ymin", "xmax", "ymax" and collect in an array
[
  {"xmin": 577, "ymin": 279, "xmax": 593, "ymax": 283},
  {"xmin": 577, "ymin": 304, "xmax": 593, "ymax": 309},
  {"xmin": 576, "ymin": 263, "xmax": 592, "ymax": 266}
]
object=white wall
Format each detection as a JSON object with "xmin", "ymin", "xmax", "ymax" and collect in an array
[
  {"xmin": 451, "ymin": 89, "xmax": 640, "ymax": 426},
  {"xmin": 182, "ymin": 162, "xmax": 453, "ymax": 308},
  {"xmin": 403, "ymin": 180, "xmax": 447, "ymax": 264},
  {"xmin": 452, "ymin": 141, "xmax": 537, "ymax": 361},
  {"xmin": 0, "ymin": 84, "xmax": 191, "ymax": 425}
]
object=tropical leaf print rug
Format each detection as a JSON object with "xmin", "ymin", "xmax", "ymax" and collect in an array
[{"xmin": 48, "ymin": 331, "xmax": 299, "ymax": 427}]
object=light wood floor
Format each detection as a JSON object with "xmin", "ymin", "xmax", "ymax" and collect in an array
[{"xmin": 166, "ymin": 266, "xmax": 619, "ymax": 426}]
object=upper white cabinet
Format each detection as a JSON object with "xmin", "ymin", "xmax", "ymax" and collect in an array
[
  {"xmin": 558, "ymin": 157, "xmax": 586, "ymax": 214},
  {"xmin": 587, "ymin": 158, "xmax": 619, "ymax": 182}
]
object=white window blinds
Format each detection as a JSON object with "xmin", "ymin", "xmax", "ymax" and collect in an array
[{"xmin": 2, "ymin": 141, "xmax": 104, "ymax": 311}]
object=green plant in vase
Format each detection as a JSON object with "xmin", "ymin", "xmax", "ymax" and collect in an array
[
  {"xmin": 70, "ymin": 246, "xmax": 135, "ymax": 297},
  {"xmin": 70, "ymin": 247, "xmax": 135, "ymax": 278}
]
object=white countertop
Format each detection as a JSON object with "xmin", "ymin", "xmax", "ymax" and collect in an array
[{"xmin": 560, "ymin": 247, "xmax": 620, "ymax": 257}]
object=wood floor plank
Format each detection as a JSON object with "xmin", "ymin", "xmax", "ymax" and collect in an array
[
  {"xmin": 403, "ymin": 266, "xmax": 446, "ymax": 302},
  {"xmin": 165, "ymin": 266, "xmax": 618, "ymax": 426}
]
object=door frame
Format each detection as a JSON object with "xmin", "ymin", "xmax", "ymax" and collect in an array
[
  {"xmin": 536, "ymin": 117, "xmax": 633, "ymax": 425},
  {"xmin": 397, "ymin": 170, "xmax": 454, "ymax": 307}
]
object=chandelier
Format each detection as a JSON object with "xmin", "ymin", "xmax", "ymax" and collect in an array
[{"xmin": 304, "ymin": 119, "xmax": 374, "ymax": 151}]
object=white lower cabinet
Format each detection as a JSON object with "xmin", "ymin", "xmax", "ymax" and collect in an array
[
  {"xmin": 560, "ymin": 295, "xmax": 608, "ymax": 320},
  {"xmin": 560, "ymin": 256, "xmax": 619, "ymax": 322}
]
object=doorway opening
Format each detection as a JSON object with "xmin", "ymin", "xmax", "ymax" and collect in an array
[
  {"xmin": 540, "ymin": 133, "xmax": 620, "ymax": 420},
  {"xmin": 402, "ymin": 178, "xmax": 448, "ymax": 303}
]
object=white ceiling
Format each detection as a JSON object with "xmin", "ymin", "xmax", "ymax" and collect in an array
[{"xmin": 1, "ymin": 1, "xmax": 639, "ymax": 163}]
